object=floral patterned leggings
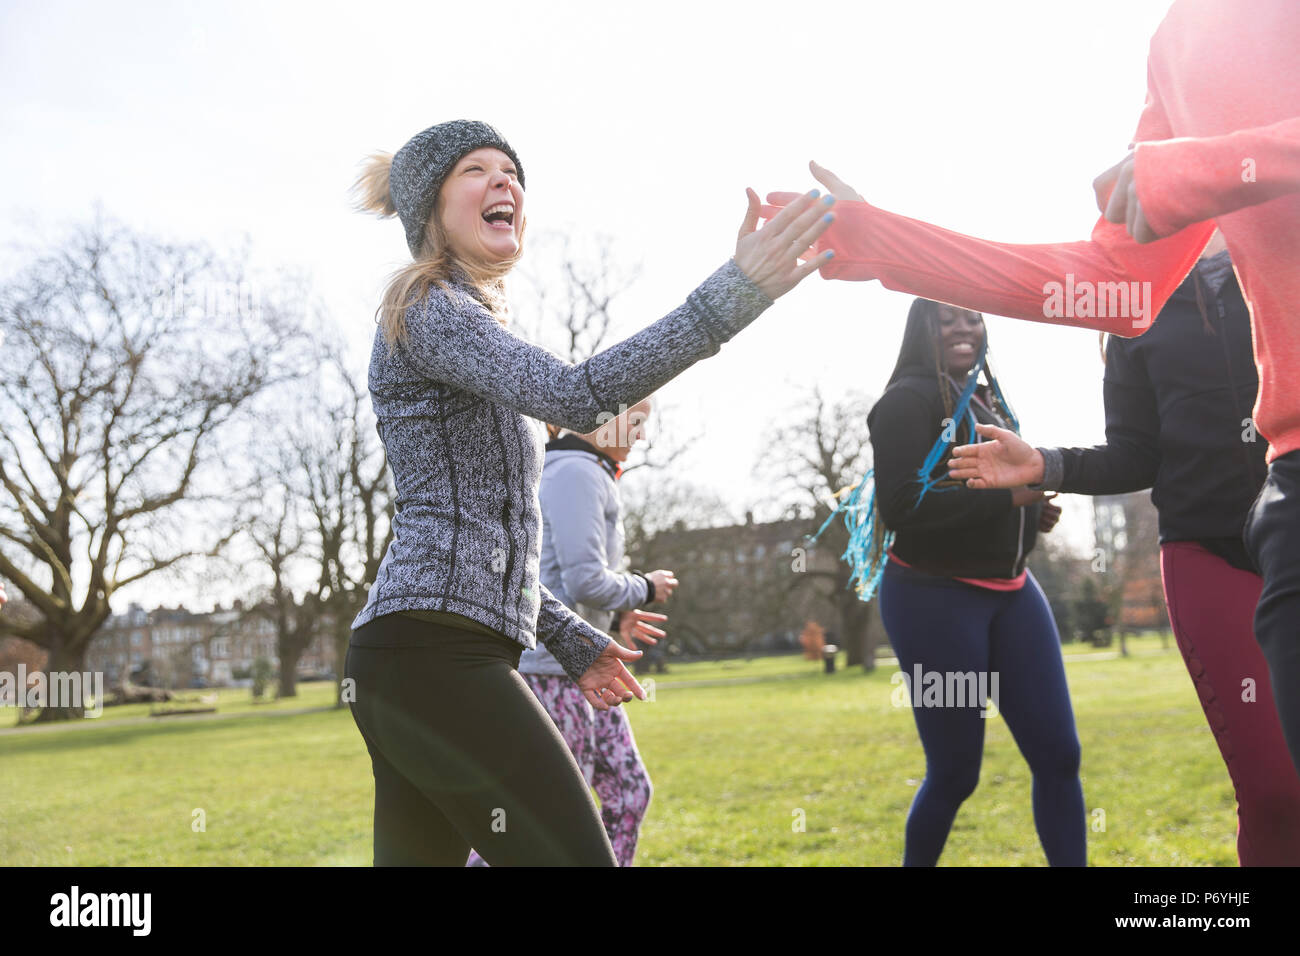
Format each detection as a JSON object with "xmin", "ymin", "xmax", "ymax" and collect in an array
[{"xmin": 467, "ymin": 673, "xmax": 653, "ymax": 866}]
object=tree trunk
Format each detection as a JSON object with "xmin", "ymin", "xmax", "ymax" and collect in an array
[
  {"xmin": 861, "ymin": 613, "xmax": 879, "ymax": 673},
  {"xmin": 833, "ymin": 589, "xmax": 875, "ymax": 672},
  {"xmin": 277, "ymin": 644, "xmax": 302, "ymax": 699},
  {"xmin": 843, "ymin": 626, "xmax": 865, "ymax": 668},
  {"xmin": 29, "ymin": 631, "xmax": 90, "ymax": 723}
]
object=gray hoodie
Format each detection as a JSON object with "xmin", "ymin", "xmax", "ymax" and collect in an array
[
  {"xmin": 351, "ymin": 260, "xmax": 771, "ymax": 682},
  {"xmin": 519, "ymin": 443, "xmax": 650, "ymax": 675}
]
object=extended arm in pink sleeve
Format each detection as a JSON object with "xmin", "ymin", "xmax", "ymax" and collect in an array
[
  {"xmin": 758, "ymin": 53, "xmax": 1231, "ymax": 338},
  {"xmin": 1135, "ymin": 116, "xmax": 1300, "ymax": 235},
  {"xmin": 772, "ymin": 199, "xmax": 1215, "ymax": 337}
]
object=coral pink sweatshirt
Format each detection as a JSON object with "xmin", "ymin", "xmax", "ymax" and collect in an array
[{"xmin": 782, "ymin": 0, "xmax": 1300, "ymax": 462}]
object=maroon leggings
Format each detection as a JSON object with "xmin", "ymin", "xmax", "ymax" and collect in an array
[{"xmin": 1160, "ymin": 541, "xmax": 1300, "ymax": 866}]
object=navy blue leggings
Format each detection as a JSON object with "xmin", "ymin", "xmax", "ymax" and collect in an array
[{"xmin": 879, "ymin": 560, "xmax": 1086, "ymax": 866}]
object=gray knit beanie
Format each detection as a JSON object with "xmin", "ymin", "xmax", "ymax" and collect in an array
[{"xmin": 389, "ymin": 119, "xmax": 526, "ymax": 258}]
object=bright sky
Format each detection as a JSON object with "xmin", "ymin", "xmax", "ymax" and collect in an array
[{"xmin": 0, "ymin": 0, "xmax": 1180, "ymax": 608}]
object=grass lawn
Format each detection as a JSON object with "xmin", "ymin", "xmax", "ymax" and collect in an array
[
  {"xmin": 0, "ymin": 633, "xmax": 1238, "ymax": 866},
  {"xmin": 0, "ymin": 680, "xmax": 340, "ymax": 730}
]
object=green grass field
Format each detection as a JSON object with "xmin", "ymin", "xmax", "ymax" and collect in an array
[{"xmin": 0, "ymin": 634, "xmax": 1240, "ymax": 866}]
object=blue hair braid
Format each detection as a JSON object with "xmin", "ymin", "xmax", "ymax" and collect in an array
[
  {"xmin": 913, "ymin": 335, "xmax": 994, "ymax": 507},
  {"xmin": 806, "ymin": 471, "xmax": 894, "ymax": 602}
]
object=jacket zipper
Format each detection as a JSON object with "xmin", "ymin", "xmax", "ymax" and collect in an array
[
  {"xmin": 1012, "ymin": 505, "xmax": 1026, "ymax": 576},
  {"xmin": 969, "ymin": 381, "xmax": 1027, "ymax": 578}
]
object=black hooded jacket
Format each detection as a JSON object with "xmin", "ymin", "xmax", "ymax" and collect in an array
[
  {"xmin": 1037, "ymin": 250, "xmax": 1266, "ymax": 572},
  {"xmin": 868, "ymin": 301, "xmax": 1042, "ymax": 580}
]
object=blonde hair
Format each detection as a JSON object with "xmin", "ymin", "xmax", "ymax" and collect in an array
[{"xmin": 352, "ymin": 151, "xmax": 525, "ymax": 345}]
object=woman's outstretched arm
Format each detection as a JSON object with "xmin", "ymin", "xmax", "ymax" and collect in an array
[
  {"xmin": 949, "ymin": 337, "xmax": 1161, "ymax": 495},
  {"xmin": 392, "ymin": 190, "xmax": 837, "ymax": 433},
  {"xmin": 398, "ymin": 260, "xmax": 768, "ymax": 434}
]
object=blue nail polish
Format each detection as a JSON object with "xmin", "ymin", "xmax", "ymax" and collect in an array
[
  {"xmin": 823, "ymin": 213, "xmax": 834, "ymax": 223},
  {"xmin": 825, "ymin": 250, "xmax": 835, "ymax": 258},
  {"xmin": 809, "ymin": 189, "xmax": 820, "ymax": 199},
  {"xmin": 823, "ymin": 195, "xmax": 836, "ymax": 205}
]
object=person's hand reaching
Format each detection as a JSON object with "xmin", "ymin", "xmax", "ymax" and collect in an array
[
  {"xmin": 577, "ymin": 640, "xmax": 645, "ymax": 711},
  {"xmin": 949, "ymin": 423, "xmax": 1046, "ymax": 489},
  {"xmin": 646, "ymin": 569, "xmax": 677, "ymax": 603},
  {"xmin": 1094, "ymin": 152, "xmax": 1160, "ymax": 244},
  {"xmin": 619, "ymin": 609, "xmax": 667, "ymax": 647},
  {"xmin": 734, "ymin": 187, "xmax": 837, "ymax": 299}
]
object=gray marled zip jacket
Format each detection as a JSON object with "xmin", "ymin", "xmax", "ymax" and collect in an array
[{"xmin": 351, "ymin": 259, "xmax": 772, "ymax": 682}]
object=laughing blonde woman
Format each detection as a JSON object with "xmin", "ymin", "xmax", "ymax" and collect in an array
[{"xmin": 345, "ymin": 119, "xmax": 837, "ymax": 866}]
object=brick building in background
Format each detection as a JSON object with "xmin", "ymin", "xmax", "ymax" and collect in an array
[
  {"xmin": 634, "ymin": 511, "xmax": 884, "ymax": 658},
  {"xmin": 86, "ymin": 601, "xmax": 337, "ymax": 688}
]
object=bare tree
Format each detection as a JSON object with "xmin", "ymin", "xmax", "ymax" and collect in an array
[
  {"xmin": 619, "ymin": 477, "xmax": 741, "ymax": 656},
  {"xmin": 622, "ymin": 478, "xmax": 737, "ymax": 565},
  {"xmin": 761, "ymin": 386, "xmax": 882, "ymax": 669},
  {"xmin": 1101, "ymin": 492, "xmax": 1167, "ymax": 656},
  {"xmin": 510, "ymin": 232, "xmax": 641, "ymax": 362},
  {"xmin": 242, "ymin": 346, "xmax": 392, "ymax": 701},
  {"xmin": 306, "ymin": 353, "xmax": 392, "ymax": 707},
  {"xmin": 509, "ymin": 230, "xmax": 696, "ymax": 473},
  {"xmin": 246, "ymin": 481, "xmax": 318, "ymax": 699},
  {"xmin": 0, "ymin": 216, "xmax": 307, "ymax": 720},
  {"xmin": 1082, "ymin": 492, "xmax": 1171, "ymax": 652}
]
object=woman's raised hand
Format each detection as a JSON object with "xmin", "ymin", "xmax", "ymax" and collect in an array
[
  {"xmin": 948, "ymin": 422, "xmax": 1046, "ymax": 489},
  {"xmin": 734, "ymin": 187, "xmax": 837, "ymax": 300},
  {"xmin": 577, "ymin": 640, "xmax": 646, "ymax": 711},
  {"xmin": 619, "ymin": 608, "xmax": 668, "ymax": 647}
]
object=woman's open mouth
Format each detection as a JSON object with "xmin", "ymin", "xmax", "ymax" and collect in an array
[{"xmin": 482, "ymin": 203, "xmax": 515, "ymax": 230}]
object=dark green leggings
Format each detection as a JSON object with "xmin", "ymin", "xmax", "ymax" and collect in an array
[{"xmin": 346, "ymin": 613, "xmax": 617, "ymax": 866}]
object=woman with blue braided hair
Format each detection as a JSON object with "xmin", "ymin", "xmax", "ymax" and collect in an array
[{"xmin": 828, "ymin": 297, "xmax": 1082, "ymax": 866}]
